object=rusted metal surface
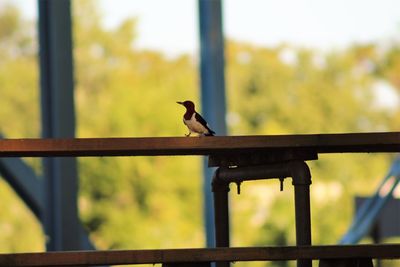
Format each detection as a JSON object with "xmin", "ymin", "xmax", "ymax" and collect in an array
[
  {"xmin": 1, "ymin": 244, "xmax": 400, "ymax": 266},
  {"xmin": 0, "ymin": 132, "xmax": 399, "ymax": 158}
]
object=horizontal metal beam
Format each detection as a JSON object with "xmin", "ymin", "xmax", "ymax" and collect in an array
[
  {"xmin": 1, "ymin": 244, "xmax": 400, "ymax": 266},
  {"xmin": 0, "ymin": 132, "xmax": 399, "ymax": 157}
]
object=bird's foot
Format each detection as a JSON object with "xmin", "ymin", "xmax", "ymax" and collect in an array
[{"xmin": 185, "ymin": 132, "xmax": 191, "ymax": 137}]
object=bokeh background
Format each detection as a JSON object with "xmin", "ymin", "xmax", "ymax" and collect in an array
[{"xmin": 1, "ymin": 0, "xmax": 400, "ymax": 266}]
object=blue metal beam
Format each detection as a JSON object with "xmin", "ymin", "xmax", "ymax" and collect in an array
[
  {"xmin": 198, "ymin": 0, "xmax": 227, "ymax": 248},
  {"xmin": 0, "ymin": 157, "xmax": 44, "ymax": 220},
  {"xmin": 38, "ymin": 0, "xmax": 82, "ymax": 251},
  {"xmin": 340, "ymin": 156, "xmax": 400, "ymax": 244},
  {"xmin": 0, "ymin": 133, "xmax": 96, "ymax": 251},
  {"xmin": 0, "ymin": 158, "xmax": 96, "ymax": 250}
]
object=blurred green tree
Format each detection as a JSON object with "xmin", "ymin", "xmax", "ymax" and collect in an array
[
  {"xmin": 73, "ymin": 0, "xmax": 203, "ymax": 249},
  {"xmin": 0, "ymin": 3, "xmax": 43, "ymax": 252},
  {"xmin": 0, "ymin": 4, "xmax": 399, "ymax": 267}
]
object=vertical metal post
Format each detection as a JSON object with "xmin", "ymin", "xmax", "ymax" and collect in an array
[
  {"xmin": 198, "ymin": 0, "xmax": 227, "ymax": 248},
  {"xmin": 38, "ymin": 0, "xmax": 81, "ymax": 251},
  {"xmin": 212, "ymin": 170, "xmax": 230, "ymax": 267},
  {"xmin": 212, "ymin": 171, "xmax": 230, "ymax": 247},
  {"xmin": 291, "ymin": 162, "xmax": 312, "ymax": 267},
  {"xmin": 213, "ymin": 189, "xmax": 230, "ymax": 248}
]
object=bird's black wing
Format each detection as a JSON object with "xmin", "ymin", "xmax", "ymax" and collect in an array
[{"xmin": 195, "ymin": 112, "xmax": 215, "ymax": 136}]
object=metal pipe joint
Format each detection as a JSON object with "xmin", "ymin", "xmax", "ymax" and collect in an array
[
  {"xmin": 212, "ymin": 168, "xmax": 230, "ymax": 193},
  {"xmin": 212, "ymin": 161, "xmax": 311, "ymax": 193},
  {"xmin": 211, "ymin": 161, "xmax": 313, "ymax": 267}
]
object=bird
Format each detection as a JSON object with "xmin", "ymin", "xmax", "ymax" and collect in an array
[{"xmin": 177, "ymin": 100, "xmax": 215, "ymax": 137}]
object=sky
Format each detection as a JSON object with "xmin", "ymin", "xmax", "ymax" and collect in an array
[
  {"xmin": 10, "ymin": 0, "xmax": 400, "ymax": 57},
  {"xmin": 98, "ymin": 0, "xmax": 400, "ymax": 56}
]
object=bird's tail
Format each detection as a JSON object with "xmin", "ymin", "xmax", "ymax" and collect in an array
[{"xmin": 205, "ymin": 130, "xmax": 215, "ymax": 136}]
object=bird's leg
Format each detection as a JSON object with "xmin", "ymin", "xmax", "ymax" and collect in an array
[{"xmin": 185, "ymin": 132, "xmax": 191, "ymax": 137}]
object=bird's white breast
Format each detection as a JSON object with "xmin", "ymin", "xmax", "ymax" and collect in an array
[{"xmin": 184, "ymin": 113, "xmax": 209, "ymax": 134}]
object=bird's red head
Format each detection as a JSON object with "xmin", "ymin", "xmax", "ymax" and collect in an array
[{"xmin": 177, "ymin": 100, "xmax": 195, "ymax": 111}]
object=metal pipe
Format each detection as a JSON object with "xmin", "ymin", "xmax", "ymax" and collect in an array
[
  {"xmin": 213, "ymin": 162, "xmax": 312, "ymax": 267},
  {"xmin": 212, "ymin": 169, "xmax": 230, "ymax": 267},
  {"xmin": 217, "ymin": 163, "xmax": 291, "ymax": 183},
  {"xmin": 290, "ymin": 162, "xmax": 312, "ymax": 267},
  {"xmin": 213, "ymin": 186, "xmax": 230, "ymax": 247}
]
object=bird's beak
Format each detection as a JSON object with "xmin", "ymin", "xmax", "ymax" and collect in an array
[{"xmin": 177, "ymin": 101, "xmax": 183, "ymax": 105}]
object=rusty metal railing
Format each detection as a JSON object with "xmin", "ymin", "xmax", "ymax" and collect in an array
[
  {"xmin": 1, "ymin": 132, "xmax": 400, "ymax": 267},
  {"xmin": 1, "ymin": 244, "xmax": 400, "ymax": 266},
  {"xmin": 0, "ymin": 132, "xmax": 399, "ymax": 157}
]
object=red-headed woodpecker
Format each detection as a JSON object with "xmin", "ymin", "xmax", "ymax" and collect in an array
[{"xmin": 177, "ymin": 100, "xmax": 215, "ymax": 137}]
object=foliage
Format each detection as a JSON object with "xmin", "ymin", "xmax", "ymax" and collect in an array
[
  {"xmin": 0, "ymin": 3, "xmax": 43, "ymax": 252},
  {"xmin": 73, "ymin": 0, "xmax": 203, "ymax": 249},
  {"xmin": 0, "ymin": 3, "xmax": 38, "ymax": 138},
  {"xmin": 0, "ymin": 4, "xmax": 399, "ymax": 267},
  {"xmin": 225, "ymin": 41, "xmax": 399, "ymax": 253}
]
